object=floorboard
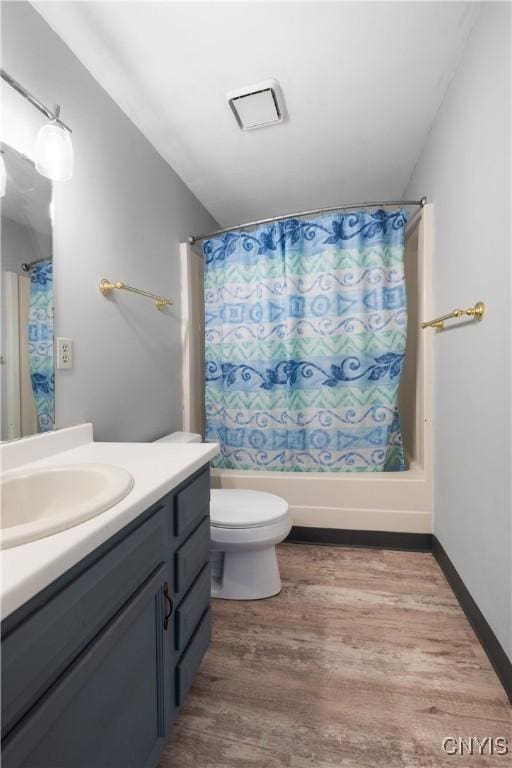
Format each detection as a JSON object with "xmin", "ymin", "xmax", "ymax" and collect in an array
[{"xmin": 160, "ymin": 544, "xmax": 511, "ymax": 768}]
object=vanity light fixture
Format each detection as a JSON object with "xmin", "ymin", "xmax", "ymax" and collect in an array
[
  {"xmin": 35, "ymin": 106, "xmax": 74, "ymax": 182},
  {"xmin": 1, "ymin": 69, "xmax": 74, "ymax": 182}
]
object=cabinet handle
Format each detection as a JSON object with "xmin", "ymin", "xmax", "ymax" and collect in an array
[{"xmin": 163, "ymin": 582, "xmax": 173, "ymax": 630}]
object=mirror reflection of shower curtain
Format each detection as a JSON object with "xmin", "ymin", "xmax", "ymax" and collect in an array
[
  {"xmin": 18, "ymin": 275, "xmax": 39, "ymax": 436},
  {"xmin": 203, "ymin": 209, "xmax": 409, "ymax": 472},
  {"xmin": 28, "ymin": 259, "xmax": 54, "ymax": 432}
]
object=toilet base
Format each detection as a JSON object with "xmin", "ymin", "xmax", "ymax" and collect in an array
[{"xmin": 211, "ymin": 545, "xmax": 282, "ymax": 600}]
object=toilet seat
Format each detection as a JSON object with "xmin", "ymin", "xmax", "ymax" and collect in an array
[{"xmin": 210, "ymin": 489, "xmax": 288, "ymax": 529}]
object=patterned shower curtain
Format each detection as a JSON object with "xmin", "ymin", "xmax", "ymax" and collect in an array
[
  {"xmin": 202, "ymin": 209, "xmax": 408, "ymax": 472},
  {"xmin": 28, "ymin": 259, "xmax": 54, "ymax": 432}
]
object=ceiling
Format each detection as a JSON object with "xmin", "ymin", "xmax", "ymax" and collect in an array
[{"xmin": 33, "ymin": 1, "xmax": 479, "ymax": 228}]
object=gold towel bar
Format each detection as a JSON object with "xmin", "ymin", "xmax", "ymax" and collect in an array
[
  {"xmin": 99, "ymin": 278, "xmax": 174, "ymax": 310},
  {"xmin": 421, "ymin": 301, "xmax": 485, "ymax": 331}
]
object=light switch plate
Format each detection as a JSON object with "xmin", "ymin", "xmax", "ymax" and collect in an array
[{"xmin": 56, "ymin": 337, "xmax": 73, "ymax": 370}]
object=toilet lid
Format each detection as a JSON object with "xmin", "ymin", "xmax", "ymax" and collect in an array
[{"xmin": 210, "ymin": 489, "xmax": 289, "ymax": 529}]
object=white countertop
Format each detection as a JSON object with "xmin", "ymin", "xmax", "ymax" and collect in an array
[{"xmin": 1, "ymin": 424, "xmax": 219, "ymax": 620}]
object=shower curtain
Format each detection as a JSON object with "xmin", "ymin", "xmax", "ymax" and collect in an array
[
  {"xmin": 28, "ymin": 259, "xmax": 54, "ymax": 432},
  {"xmin": 203, "ymin": 208, "xmax": 408, "ymax": 471}
]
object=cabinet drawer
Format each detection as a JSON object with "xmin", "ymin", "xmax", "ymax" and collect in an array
[
  {"xmin": 174, "ymin": 517, "xmax": 210, "ymax": 596},
  {"xmin": 175, "ymin": 564, "xmax": 211, "ymax": 652},
  {"xmin": 2, "ymin": 565, "xmax": 169, "ymax": 768},
  {"xmin": 174, "ymin": 468, "xmax": 210, "ymax": 543},
  {"xmin": 2, "ymin": 505, "xmax": 171, "ymax": 738},
  {"xmin": 175, "ymin": 608, "xmax": 212, "ymax": 707}
]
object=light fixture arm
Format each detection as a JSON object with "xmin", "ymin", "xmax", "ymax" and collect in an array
[{"xmin": 1, "ymin": 69, "xmax": 72, "ymax": 133}]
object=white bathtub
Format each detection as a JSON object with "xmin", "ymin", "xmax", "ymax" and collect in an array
[
  {"xmin": 211, "ymin": 461, "xmax": 430, "ymax": 533},
  {"xmin": 183, "ymin": 205, "xmax": 434, "ymax": 534}
]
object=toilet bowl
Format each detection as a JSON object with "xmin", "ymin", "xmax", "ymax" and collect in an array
[
  {"xmin": 210, "ymin": 489, "xmax": 291, "ymax": 599},
  {"xmin": 154, "ymin": 432, "xmax": 292, "ymax": 600}
]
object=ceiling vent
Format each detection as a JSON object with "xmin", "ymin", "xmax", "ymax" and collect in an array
[{"xmin": 227, "ymin": 79, "xmax": 285, "ymax": 131}]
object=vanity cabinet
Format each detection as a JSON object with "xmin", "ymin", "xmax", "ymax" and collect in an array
[{"xmin": 1, "ymin": 465, "xmax": 212, "ymax": 768}]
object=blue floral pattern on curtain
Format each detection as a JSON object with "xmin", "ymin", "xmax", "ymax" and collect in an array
[
  {"xmin": 29, "ymin": 259, "xmax": 54, "ymax": 432},
  {"xmin": 203, "ymin": 209, "xmax": 408, "ymax": 471}
]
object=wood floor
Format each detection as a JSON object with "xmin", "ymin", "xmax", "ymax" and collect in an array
[{"xmin": 160, "ymin": 544, "xmax": 511, "ymax": 768}]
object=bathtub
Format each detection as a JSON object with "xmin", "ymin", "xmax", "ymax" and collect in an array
[{"xmin": 182, "ymin": 205, "xmax": 434, "ymax": 534}]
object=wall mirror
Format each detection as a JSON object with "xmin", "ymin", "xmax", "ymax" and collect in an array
[{"xmin": 1, "ymin": 142, "xmax": 54, "ymax": 440}]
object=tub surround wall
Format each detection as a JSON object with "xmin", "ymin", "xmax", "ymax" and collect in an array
[
  {"xmin": 405, "ymin": 3, "xmax": 511, "ymax": 659},
  {"xmin": 1, "ymin": 1, "xmax": 218, "ymax": 442}
]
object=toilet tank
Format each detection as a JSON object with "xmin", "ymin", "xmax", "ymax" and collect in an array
[{"xmin": 154, "ymin": 431, "xmax": 202, "ymax": 444}]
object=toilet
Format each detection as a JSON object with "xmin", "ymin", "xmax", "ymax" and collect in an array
[{"xmin": 154, "ymin": 432, "xmax": 291, "ymax": 599}]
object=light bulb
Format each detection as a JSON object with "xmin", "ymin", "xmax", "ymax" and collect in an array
[
  {"xmin": 35, "ymin": 119, "xmax": 74, "ymax": 182},
  {"xmin": 0, "ymin": 152, "xmax": 6, "ymax": 198}
]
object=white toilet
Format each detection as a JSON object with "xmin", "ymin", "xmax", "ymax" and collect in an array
[{"xmin": 155, "ymin": 432, "xmax": 292, "ymax": 600}]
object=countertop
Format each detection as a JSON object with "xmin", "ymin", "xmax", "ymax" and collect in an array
[{"xmin": 1, "ymin": 424, "xmax": 219, "ymax": 620}]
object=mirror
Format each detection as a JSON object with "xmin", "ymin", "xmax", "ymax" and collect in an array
[{"xmin": 1, "ymin": 143, "xmax": 54, "ymax": 440}]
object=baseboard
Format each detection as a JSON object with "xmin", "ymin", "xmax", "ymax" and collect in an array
[
  {"xmin": 285, "ymin": 526, "xmax": 433, "ymax": 551},
  {"xmin": 432, "ymin": 536, "xmax": 512, "ymax": 704}
]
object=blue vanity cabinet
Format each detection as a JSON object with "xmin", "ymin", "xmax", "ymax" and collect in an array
[
  {"xmin": 2, "ymin": 565, "xmax": 171, "ymax": 768},
  {"xmin": 1, "ymin": 465, "xmax": 212, "ymax": 768}
]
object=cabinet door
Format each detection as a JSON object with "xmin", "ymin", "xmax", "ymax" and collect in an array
[
  {"xmin": 2, "ymin": 565, "xmax": 171, "ymax": 768},
  {"xmin": 2, "ymin": 504, "xmax": 171, "ymax": 738}
]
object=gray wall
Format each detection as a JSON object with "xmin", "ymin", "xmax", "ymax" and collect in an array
[
  {"xmin": 406, "ymin": 3, "xmax": 511, "ymax": 659},
  {"xmin": 1, "ymin": 2, "xmax": 217, "ymax": 441}
]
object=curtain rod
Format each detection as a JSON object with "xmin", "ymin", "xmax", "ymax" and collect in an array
[
  {"xmin": 21, "ymin": 257, "xmax": 51, "ymax": 272},
  {"xmin": 188, "ymin": 196, "xmax": 427, "ymax": 244}
]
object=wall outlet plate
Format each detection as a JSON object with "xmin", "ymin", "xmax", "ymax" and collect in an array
[{"xmin": 56, "ymin": 337, "xmax": 73, "ymax": 370}]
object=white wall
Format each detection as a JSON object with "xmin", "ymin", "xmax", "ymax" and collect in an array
[
  {"xmin": 405, "ymin": 3, "xmax": 511, "ymax": 658},
  {"xmin": 1, "ymin": 1, "xmax": 218, "ymax": 441}
]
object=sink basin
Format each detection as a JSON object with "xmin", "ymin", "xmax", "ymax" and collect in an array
[{"xmin": 0, "ymin": 464, "xmax": 134, "ymax": 549}]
